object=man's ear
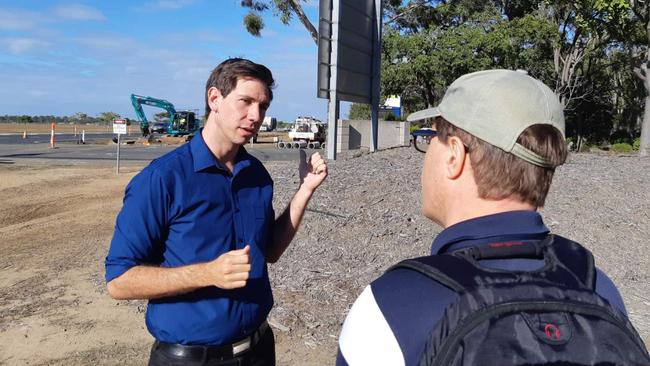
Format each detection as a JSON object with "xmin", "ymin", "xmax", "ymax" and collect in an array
[
  {"xmin": 445, "ymin": 136, "xmax": 468, "ymax": 179},
  {"xmin": 207, "ymin": 87, "xmax": 222, "ymax": 113}
]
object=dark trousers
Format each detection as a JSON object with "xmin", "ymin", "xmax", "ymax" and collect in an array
[{"xmin": 148, "ymin": 327, "xmax": 275, "ymax": 366}]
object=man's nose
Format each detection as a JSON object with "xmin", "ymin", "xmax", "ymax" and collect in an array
[{"xmin": 248, "ymin": 105, "xmax": 263, "ymax": 122}]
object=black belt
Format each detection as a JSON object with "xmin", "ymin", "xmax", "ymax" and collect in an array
[{"xmin": 154, "ymin": 321, "xmax": 268, "ymax": 361}]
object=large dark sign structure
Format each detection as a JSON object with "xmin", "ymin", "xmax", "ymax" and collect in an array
[{"xmin": 318, "ymin": 0, "xmax": 382, "ymax": 159}]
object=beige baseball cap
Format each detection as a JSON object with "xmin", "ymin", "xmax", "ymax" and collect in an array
[{"xmin": 407, "ymin": 69, "xmax": 565, "ymax": 168}]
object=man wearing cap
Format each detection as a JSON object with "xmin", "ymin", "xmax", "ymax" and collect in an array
[{"xmin": 335, "ymin": 70, "xmax": 627, "ymax": 365}]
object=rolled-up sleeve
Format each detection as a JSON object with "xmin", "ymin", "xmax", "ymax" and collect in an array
[{"xmin": 105, "ymin": 168, "xmax": 169, "ymax": 282}]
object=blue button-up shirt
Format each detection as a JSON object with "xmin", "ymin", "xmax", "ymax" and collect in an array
[{"xmin": 105, "ymin": 131, "xmax": 275, "ymax": 346}]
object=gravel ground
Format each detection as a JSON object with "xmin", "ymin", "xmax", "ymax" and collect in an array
[
  {"xmin": 1, "ymin": 146, "xmax": 646, "ymax": 365},
  {"xmin": 265, "ymin": 148, "xmax": 650, "ymax": 354}
]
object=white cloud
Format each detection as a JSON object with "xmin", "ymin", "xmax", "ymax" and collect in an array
[
  {"xmin": 77, "ymin": 35, "xmax": 138, "ymax": 50},
  {"xmin": 136, "ymin": 0, "xmax": 199, "ymax": 12},
  {"xmin": 3, "ymin": 38, "xmax": 50, "ymax": 54},
  {"xmin": 0, "ymin": 8, "xmax": 41, "ymax": 30},
  {"xmin": 0, "ymin": 5, "xmax": 324, "ymax": 122},
  {"xmin": 53, "ymin": 4, "xmax": 106, "ymax": 21},
  {"xmin": 0, "ymin": 5, "xmax": 104, "ymax": 33}
]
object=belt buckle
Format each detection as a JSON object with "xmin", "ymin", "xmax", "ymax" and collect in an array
[{"xmin": 232, "ymin": 337, "xmax": 251, "ymax": 356}]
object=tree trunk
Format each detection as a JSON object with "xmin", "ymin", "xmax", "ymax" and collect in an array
[
  {"xmin": 288, "ymin": 0, "xmax": 318, "ymax": 45},
  {"xmin": 634, "ymin": 6, "xmax": 650, "ymax": 156},
  {"xmin": 640, "ymin": 97, "xmax": 650, "ymax": 156}
]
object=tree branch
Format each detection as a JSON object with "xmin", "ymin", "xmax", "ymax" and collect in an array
[
  {"xmin": 288, "ymin": 0, "xmax": 318, "ymax": 45},
  {"xmin": 385, "ymin": 1, "xmax": 431, "ymax": 25},
  {"xmin": 634, "ymin": 66, "xmax": 646, "ymax": 81}
]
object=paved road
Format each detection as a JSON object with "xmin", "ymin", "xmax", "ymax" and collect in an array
[{"xmin": 0, "ymin": 133, "xmax": 316, "ymax": 165}]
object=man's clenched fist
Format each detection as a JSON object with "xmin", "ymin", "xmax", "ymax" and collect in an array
[{"xmin": 204, "ymin": 245, "xmax": 251, "ymax": 289}]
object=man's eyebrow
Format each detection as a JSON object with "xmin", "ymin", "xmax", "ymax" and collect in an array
[{"xmin": 235, "ymin": 92, "xmax": 268, "ymax": 102}]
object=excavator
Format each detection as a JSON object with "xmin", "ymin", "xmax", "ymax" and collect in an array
[{"xmin": 130, "ymin": 94, "xmax": 200, "ymax": 137}]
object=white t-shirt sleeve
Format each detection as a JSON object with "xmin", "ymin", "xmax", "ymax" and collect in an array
[{"xmin": 338, "ymin": 285, "xmax": 405, "ymax": 366}]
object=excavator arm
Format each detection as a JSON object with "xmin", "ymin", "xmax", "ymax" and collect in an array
[{"xmin": 130, "ymin": 94, "xmax": 177, "ymax": 137}]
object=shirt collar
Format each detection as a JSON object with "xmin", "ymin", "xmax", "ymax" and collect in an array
[
  {"xmin": 431, "ymin": 210, "xmax": 550, "ymax": 255},
  {"xmin": 190, "ymin": 129, "xmax": 252, "ymax": 174}
]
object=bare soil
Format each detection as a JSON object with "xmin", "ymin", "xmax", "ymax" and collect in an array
[{"xmin": 0, "ymin": 148, "xmax": 648, "ymax": 365}]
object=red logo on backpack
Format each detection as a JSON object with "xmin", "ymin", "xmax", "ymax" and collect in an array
[{"xmin": 544, "ymin": 323, "xmax": 561, "ymax": 340}]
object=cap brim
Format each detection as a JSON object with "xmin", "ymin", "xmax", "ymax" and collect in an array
[{"xmin": 406, "ymin": 107, "xmax": 441, "ymax": 122}]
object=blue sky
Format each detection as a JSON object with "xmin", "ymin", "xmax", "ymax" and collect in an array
[{"xmin": 0, "ymin": 0, "xmax": 336, "ymax": 122}]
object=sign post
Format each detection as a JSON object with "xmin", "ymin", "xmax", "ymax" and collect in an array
[{"xmin": 113, "ymin": 119, "xmax": 127, "ymax": 173}]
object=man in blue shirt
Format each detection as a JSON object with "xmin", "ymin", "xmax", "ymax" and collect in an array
[
  {"xmin": 105, "ymin": 58, "xmax": 328, "ymax": 366},
  {"xmin": 336, "ymin": 70, "xmax": 629, "ymax": 365}
]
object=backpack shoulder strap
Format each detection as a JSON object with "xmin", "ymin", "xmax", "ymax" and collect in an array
[
  {"xmin": 387, "ymin": 253, "xmax": 498, "ymax": 292},
  {"xmin": 387, "ymin": 235, "xmax": 597, "ymax": 291},
  {"xmin": 546, "ymin": 234, "xmax": 596, "ymax": 290}
]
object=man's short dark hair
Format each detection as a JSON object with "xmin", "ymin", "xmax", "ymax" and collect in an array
[{"xmin": 204, "ymin": 58, "xmax": 275, "ymax": 117}]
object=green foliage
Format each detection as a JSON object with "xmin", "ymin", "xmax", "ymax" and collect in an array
[
  {"xmin": 17, "ymin": 115, "xmax": 33, "ymax": 124},
  {"xmin": 243, "ymin": 12, "xmax": 264, "ymax": 37},
  {"xmin": 409, "ymin": 124, "xmax": 422, "ymax": 134},
  {"xmin": 382, "ymin": 4, "xmax": 557, "ymax": 111},
  {"xmin": 0, "ymin": 114, "xmax": 108, "ymax": 125},
  {"xmin": 383, "ymin": 0, "xmax": 650, "ymax": 146},
  {"xmin": 98, "ymin": 111, "xmax": 121, "ymax": 123},
  {"xmin": 239, "ymin": 0, "xmax": 316, "ymax": 43},
  {"xmin": 70, "ymin": 112, "xmax": 91, "ymax": 125},
  {"xmin": 348, "ymin": 103, "xmax": 371, "ymax": 120},
  {"xmin": 610, "ymin": 143, "xmax": 634, "ymax": 153},
  {"xmin": 633, "ymin": 138, "xmax": 641, "ymax": 151},
  {"xmin": 276, "ymin": 121, "xmax": 292, "ymax": 129}
]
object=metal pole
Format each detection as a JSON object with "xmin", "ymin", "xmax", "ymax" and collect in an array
[
  {"xmin": 116, "ymin": 133, "xmax": 121, "ymax": 174},
  {"xmin": 370, "ymin": 0, "xmax": 383, "ymax": 152},
  {"xmin": 326, "ymin": 0, "xmax": 341, "ymax": 160}
]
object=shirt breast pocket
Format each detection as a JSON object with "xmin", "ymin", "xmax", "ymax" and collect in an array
[{"xmin": 251, "ymin": 204, "xmax": 271, "ymax": 246}]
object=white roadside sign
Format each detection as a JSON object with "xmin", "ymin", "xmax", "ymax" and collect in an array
[{"xmin": 113, "ymin": 119, "xmax": 127, "ymax": 135}]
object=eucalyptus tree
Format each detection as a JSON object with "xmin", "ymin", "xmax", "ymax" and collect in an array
[
  {"xmin": 381, "ymin": 1, "xmax": 556, "ymax": 114},
  {"xmin": 98, "ymin": 112, "xmax": 121, "ymax": 124},
  {"xmin": 629, "ymin": 0, "xmax": 650, "ymax": 155},
  {"xmin": 240, "ymin": 0, "xmax": 318, "ymax": 44}
]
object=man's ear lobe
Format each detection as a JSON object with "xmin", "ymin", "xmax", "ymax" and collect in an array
[
  {"xmin": 207, "ymin": 87, "xmax": 222, "ymax": 112},
  {"xmin": 446, "ymin": 136, "xmax": 467, "ymax": 179}
]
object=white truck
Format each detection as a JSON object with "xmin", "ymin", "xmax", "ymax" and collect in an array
[
  {"xmin": 288, "ymin": 116, "xmax": 325, "ymax": 142},
  {"xmin": 259, "ymin": 116, "xmax": 277, "ymax": 132},
  {"xmin": 278, "ymin": 116, "xmax": 326, "ymax": 149},
  {"xmin": 252, "ymin": 117, "xmax": 277, "ymax": 143}
]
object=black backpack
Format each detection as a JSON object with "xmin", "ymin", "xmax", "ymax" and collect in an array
[{"xmin": 388, "ymin": 235, "xmax": 650, "ymax": 366}]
